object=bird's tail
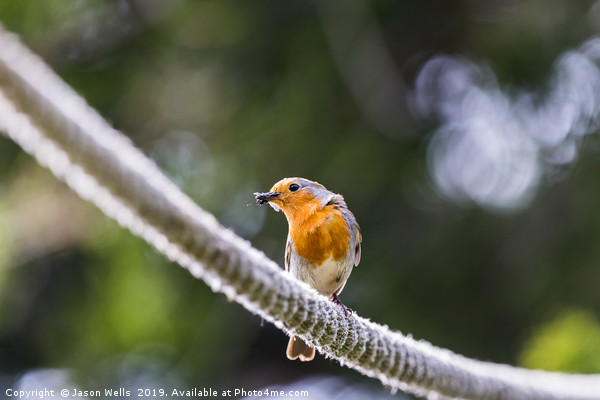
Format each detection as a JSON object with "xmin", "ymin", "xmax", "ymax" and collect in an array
[{"xmin": 286, "ymin": 336, "xmax": 315, "ymax": 361}]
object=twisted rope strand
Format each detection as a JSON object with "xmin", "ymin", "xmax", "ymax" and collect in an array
[{"xmin": 0, "ymin": 24, "xmax": 599, "ymax": 400}]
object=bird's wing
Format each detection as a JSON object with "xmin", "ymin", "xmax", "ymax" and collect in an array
[
  {"xmin": 285, "ymin": 234, "xmax": 292, "ymax": 272},
  {"xmin": 354, "ymin": 226, "xmax": 362, "ymax": 267}
]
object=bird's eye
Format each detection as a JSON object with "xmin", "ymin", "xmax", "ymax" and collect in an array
[{"xmin": 289, "ymin": 183, "xmax": 300, "ymax": 192}]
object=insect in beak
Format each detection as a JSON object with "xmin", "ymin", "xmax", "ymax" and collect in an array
[{"xmin": 254, "ymin": 191, "xmax": 281, "ymax": 205}]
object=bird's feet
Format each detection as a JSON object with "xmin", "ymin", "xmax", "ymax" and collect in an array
[{"xmin": 331, "ymin": 293, "xmax": 353, "ymax": 317}]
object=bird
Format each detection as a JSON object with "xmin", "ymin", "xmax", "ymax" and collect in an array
[{"xmin": 254, "ymin": 177, "xmax": 361, "ymax": 361}]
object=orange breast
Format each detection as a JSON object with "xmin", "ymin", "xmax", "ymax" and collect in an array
[{"xmin": 289, "ymin": 206, "xmax": 350, "ymax": 265}]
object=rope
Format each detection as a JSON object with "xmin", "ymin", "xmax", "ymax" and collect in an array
[{"xmin": 0, "ymin": 24, "xmax": 599, "ymax": 400}]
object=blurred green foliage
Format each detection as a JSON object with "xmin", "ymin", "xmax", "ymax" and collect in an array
[
  {"xmin": 519, "ymin": 308, "xmax": 600, "ymax": 373},
  {"xmin": 0, "ymin": 0, "xmax": 599, "ymax": 397}
]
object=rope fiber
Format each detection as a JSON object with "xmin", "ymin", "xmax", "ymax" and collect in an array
[{"xmin": 0, "ymin": 24, "xmax": 599, "ymax": 400}]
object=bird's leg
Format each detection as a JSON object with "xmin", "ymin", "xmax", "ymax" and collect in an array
[{"xmin": 331, "ymin": 293, "xmax": 353, "ymax": 317}]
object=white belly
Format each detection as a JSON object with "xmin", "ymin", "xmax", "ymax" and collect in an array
[{"xmin": 289, "ymin": 256, "xmax": 352, "ymax": 297}]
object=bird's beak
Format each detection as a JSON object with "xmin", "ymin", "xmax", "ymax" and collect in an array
[{"xmin": 254, "ymin": 191, "xmax": 281, "ymax": 205}]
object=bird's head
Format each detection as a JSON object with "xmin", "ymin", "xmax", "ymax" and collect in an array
[{"xmin": 254, "ymin": 177, "xmax": 334, "ymax": 221}]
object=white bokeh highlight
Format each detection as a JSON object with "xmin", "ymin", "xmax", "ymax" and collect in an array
[{"xmin": 415, "ymin": 39, "xmax": 600, "ymax": 209}]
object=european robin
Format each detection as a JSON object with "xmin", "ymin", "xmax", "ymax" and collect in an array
[{"xmin": 255, "ymin": 177, "xmax": 362, "ymax": 361}]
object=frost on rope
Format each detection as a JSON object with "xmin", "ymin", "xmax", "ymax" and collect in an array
[{"xmin": 1, "ymin": 24, "xmax": 600, "ymax": 400}]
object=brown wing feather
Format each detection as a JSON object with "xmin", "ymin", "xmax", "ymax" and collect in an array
[
  {"xmin": 285, "ymin": 235, "xmax": 292, "ymax": 272},
  {"xmin": 354, "ymin": 226, "xmax": 362, "ymax": 267}
]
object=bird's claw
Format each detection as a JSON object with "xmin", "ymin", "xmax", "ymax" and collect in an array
[{"xmin": 331, "ymin": 293, "xmax": 353, "ymax": 317}]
